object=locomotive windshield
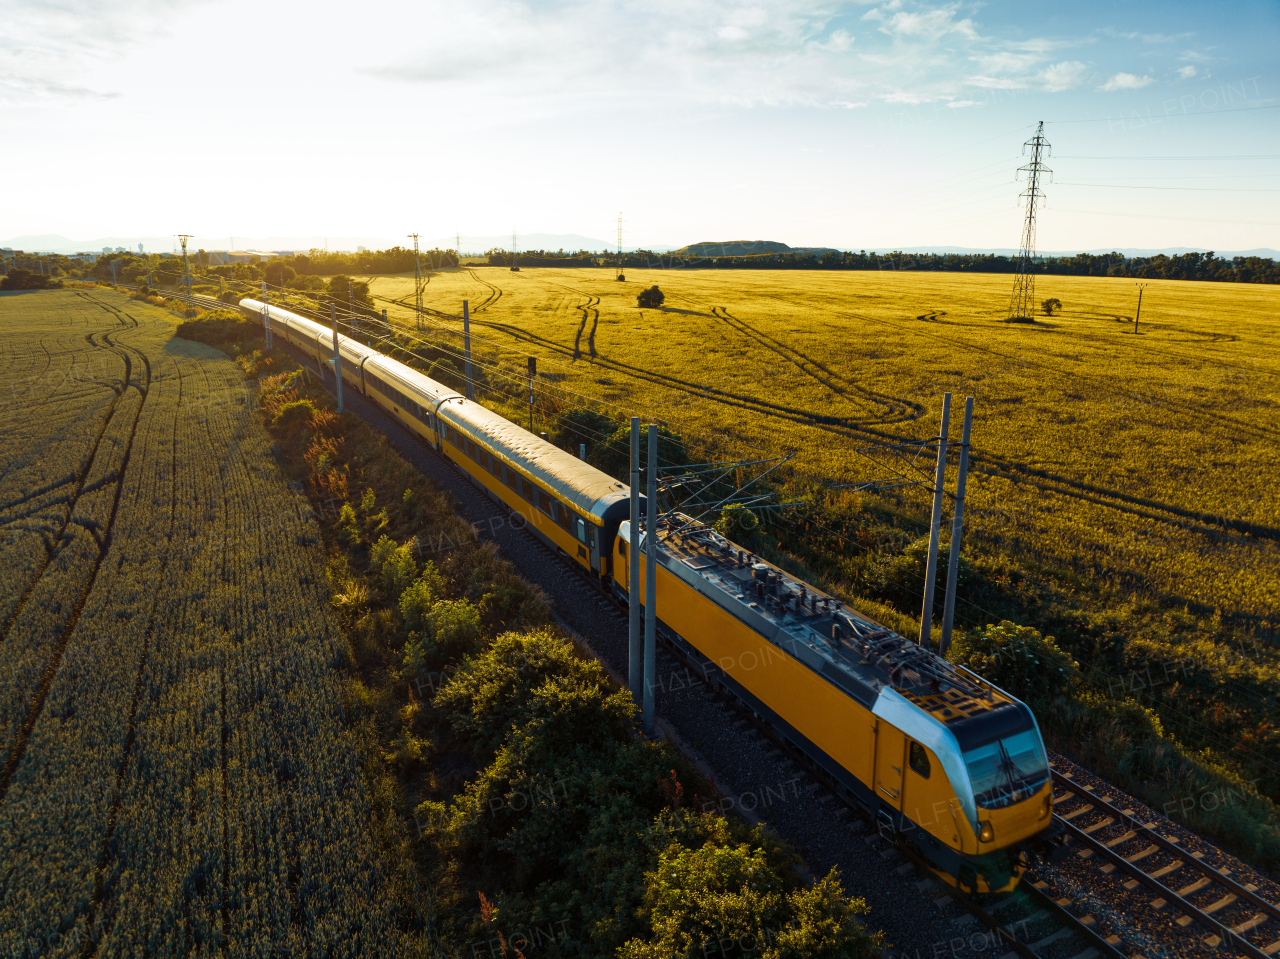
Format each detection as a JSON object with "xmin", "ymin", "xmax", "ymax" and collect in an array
[{"xmin": 964, "ymin": 729, "xmax": 1049, "ymax": 809}]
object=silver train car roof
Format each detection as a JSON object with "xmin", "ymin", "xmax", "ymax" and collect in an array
[{"xmin": 240, "ymin": 297, "xmax": 632, "ymax": 521}]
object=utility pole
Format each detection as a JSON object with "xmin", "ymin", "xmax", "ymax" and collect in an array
[
  {"xmin": 1007, "ymin": 122, "xmax": 1051, "ymax": 322},
  {"xmin": 331, "ymin": 303, "xmax": 343, "ymax": 412},
  {"xmin": 410, "ymin": 233, "xmax": 423, "ymax": 330},
  {"xmin": 527, "ymin": 357, "xmax": 536, "ymax": 430},
  {"xmin": 178, "ymin": 235, "xmax": 194, "ymax": 316},
  {"xmin": 919, "ymin": 393, "xmax": 951, "ymax": 646},
  {"xmin": 1133, "ymin": 283, "xmax": 1147, "ymax": 334},
  {"xmin": 939, "ymin": 397, "xmax": 974, "ymax": 658},
  {"xmin": 455, "ymin": 232, "xmax": 461, "ymax": 264},
  {"xmin": 348, "ymin": 280, "xmax": 356, "ymax": 333},
  {"xmin": 616, "ymin": 212, "xmax": 626, "ymax": 282},
  {"xmin": 218, "ymin": 275, "xmax": 224, "ymax": 304},
  {"xmin": 110, "ymin": 261, "xmax": 118, "ymax": 285},
  {"xmin": 261, "ymin": 282, "xmax": 272, "ymax": 349},
  {"xmin": 629, "ymin": 417, "xmax": 642, "ymax": 707},
  {"xmin": 643, "ymin": 422, "xmax": 658, "ymax": 736},
  {"xmin": 463, "ymin": 300, "xmax": 474, "ymax": 400},
  {"xmin": 511, "ymin": 228, "xmax": 519, "ymax": 272}
]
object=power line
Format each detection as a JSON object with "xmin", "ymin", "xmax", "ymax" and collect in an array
[
  {"xmin": 1054, "ymin": 154, "xmax": 1280, "ymax": 160},
  {"xmin": 1048, "ymin": 103, "xmax": 1280, "ymax": 123}
]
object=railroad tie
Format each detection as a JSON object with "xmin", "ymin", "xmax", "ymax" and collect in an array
[
  {"xmin": 1061, "ymin": 804, "xmax": 1095, "ymax": 821},
  {"xmin": 1148, "ymin": 860, "xmax": 1184, "ymax": 879},
  {"xmin": 1029, "ymin": 926, "xmax": 1074, "ymax": 951},
  {"xmin": 1124, "ymin": 845, "xmax": 1159, "ymax": 865},
  {"xmin": 1175, "ymin": 877, "xmax": 1212, "ymax": 897},
  {"xmin": 1201, "ymin": 893, "xmax": 1238, "ymax": 914},
  {"xmin": 1082, "ymin": 816, "xmax": 1115, "ymax": 835},
  {"xmin": 1229, "ymin": 914, "xmax": 1267, "ymax": 935},
  {"xmin": 1064, "ymin": 948, "xmax": 1099, "ymax": 959}
]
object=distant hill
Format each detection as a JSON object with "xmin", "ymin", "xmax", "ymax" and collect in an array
[{"xmin": 674, "ymin": 240, "xmax": 840, "ymax": 257}]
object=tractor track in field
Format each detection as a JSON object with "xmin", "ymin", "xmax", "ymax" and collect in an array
[
  {"xmin": 83, "ymin": 337, "xmax": 189, "ymax": 954},
  {"xmin": 441, "ymin": 279, "xmax": 1278, "ymax": 542},
  {"xmin": 710, "ymin": 306, "xmax": 923, "ymax": 424},
  {"xmin": 0, "ymin": 301, "xmax": 154, "ymax": 804},
  {"xmin": 264, "ymin": 278, "xmax": 1280, "ymax": 545}
]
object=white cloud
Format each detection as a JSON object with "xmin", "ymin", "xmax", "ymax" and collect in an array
[
  {"xmin": 810, "ymin": 29, "xmax": 854, "ymax": 53},
  {"xmin": 946, "ymin": 99, "xmax": 980, "ymax": 108},
  {"xmin": 875, "ymin": 7, "xmax": 978, "ymax": 41},
  {"xmin": 1100, "ymin": 72, "xmax": 1154, "ymax": 91},
  {"xmin": 1040, "ymin": 60, "xmax": 1089, "ymax": 91},
  {"xmin": 1178, "ymin": 65, "xmax": 1197, "ymax": 78}
]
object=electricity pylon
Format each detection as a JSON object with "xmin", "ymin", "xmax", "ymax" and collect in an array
[
  {"xmin": 409, "ymin": 233, "xmax": 424, "ymax": 329},
  {"xmin": 1007, "ymin": 122, "xmax": 1052, "ymax": 322},
  {"xmin": 616, "ymin": 212, "xmax": 626, "ymax": 281}
]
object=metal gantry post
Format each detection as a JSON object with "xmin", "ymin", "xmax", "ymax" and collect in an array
[
  {"xmin": 939, "ymin": 397, "xmax": 973, "ymax": 658},
  {"xmin": 463, "ymin": 300, "xmax": 474, "ymax": 400},
  {"xmin": 331, "ymin": 303, "xmax": 343, "ymax": 413},
  {"xmin": 643, "ymin": 423, "xmax": 658, "ymax": 736},
  {"xmin": 919, "ymin": 393, "xmax": 951, "ymax": 646},
  {"xmin": 348, "ymin": 280, "xmax": 355, "ymax": 332},
  {"xmin": 262, "ymin": 282, "xmax": 272, "ymax": 349},
  {"xmin": 527, "ymin": 357, "xmax": 536, "ymax": 430},
  {"xmin": 219, "ymin": 275, "xmax": 224, "ymax": 304},
  {"xmin": 628, "ymin": 417, "xmax": 642, "ymax": 707}
]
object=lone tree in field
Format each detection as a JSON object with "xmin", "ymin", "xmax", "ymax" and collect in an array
[
  {"xmin": 1041, "ymin": 298, "xmax": 1062, "ymax": 316},
  {"xmin": 637, "ymin": 285, "xmax": 664, "ymax": 308}
]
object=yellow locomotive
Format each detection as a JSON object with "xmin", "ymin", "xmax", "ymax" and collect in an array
[{"xmin": 241, "ymin": 298, "xmax": 1057, "ymax": 893}]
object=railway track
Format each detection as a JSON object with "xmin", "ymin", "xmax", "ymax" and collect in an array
[{"xmin": 1048, "ymin": 770, "xmax": 1280, "ymax": 959}]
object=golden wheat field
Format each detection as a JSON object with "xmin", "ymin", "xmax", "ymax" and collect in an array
[
  {"xmin": 0, "ymin": 289, "xmax": 403, "ymax": 957},
  {"xmin": 353, "ymin": 266, "xmax": 1280, "ymax": 633}
]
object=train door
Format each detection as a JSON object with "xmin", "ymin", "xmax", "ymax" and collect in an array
[{"xmin": 873, "ymin": 720, "xmax": 906, "ymax": 814}]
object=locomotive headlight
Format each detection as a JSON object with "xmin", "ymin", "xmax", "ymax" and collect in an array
[
  {"xmin": 1038, "ymin": 795, "xmax": 1052, "ymax": 820},
  {"xmin": 978, "ymin": 821, "xmax": 995, "ymax": 844}
]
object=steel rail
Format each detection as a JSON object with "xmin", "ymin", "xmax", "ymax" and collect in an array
[{"xmin": 1051, "ymin": 771, "xmax": 1280, "ymax": 959}]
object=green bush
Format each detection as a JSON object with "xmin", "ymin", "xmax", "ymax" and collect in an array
[
  {"xmin": 554, "ymin": 406, "xmax": 616, "ymax": 457},
  {"xmin": 399, "ymin": 562, "xmax": 446, "ymax": 632},
  {"xmin": 948, "ymin": 620, "xmax": 1077, "ymax": 704},
  {"xmin": 404, "ymin": 599, "xmax": 483, "ymax": 672},
  {"xmin": 637, "ymin": 285, "xmax": 665, "ymax": 308},
  {"xmin": 714, "ymin": 504, "xmax": 760, "ymax": 544},
  {"xmin": 590, "ymin": 422, "xmax": 687, "ymax": 481},
  {"xmin": 434, "ymin": 629, "xmax": 623, "ymax": 756},
  {"xmin": 621, "ymin": 847, "xmax": 876, "ymax": 959},
  {"xmin": 271, "ymin": 399, "xmax": 317, "ymax": 430}
]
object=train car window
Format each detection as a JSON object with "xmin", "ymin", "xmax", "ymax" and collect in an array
[
  {"xmin": 909, "ymin": 742, "xmax": 931, "ymax": 778},
  {"xmin": 504, "ymin": 466, "xmax": 518, "ymax": 490},
  {"xmin": 557, "ymin": 503, "xmax": 573, "ymax": 531},
  {"xmin": 617, "ymin": 540, "xmax": 626, "ymax": 558},
  {"xmin": 519, "ymin": 477, "xmax": 532, "ymax": 502},
  {"xmin": 538, "ymin": 490, "xmax": 553, "ymax": 517},
  {"xmin": 586, "ymin": 525, "xmax": 596, "ymax": 549},
  {"xmin": 576, "ymin": 518, "xmax": 587, "ymax": 543}
]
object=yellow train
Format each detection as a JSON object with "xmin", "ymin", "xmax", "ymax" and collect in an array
[{"xmin": 240, "ymin": 298, "xmax": 1058, "ymax": 893}]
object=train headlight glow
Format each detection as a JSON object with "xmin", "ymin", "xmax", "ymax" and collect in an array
[
  {"xmin": 978, "ymin": 821, "xmax": 995, "ymax": 843},
  {"xmin": 1039, "ymin": 795, "xmax": 1052, "ymax": 820}
]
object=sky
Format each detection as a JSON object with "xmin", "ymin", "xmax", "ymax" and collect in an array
[{"xmin": 2, "ymin": 0, "xmax": 1277, "ymax": 253}]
